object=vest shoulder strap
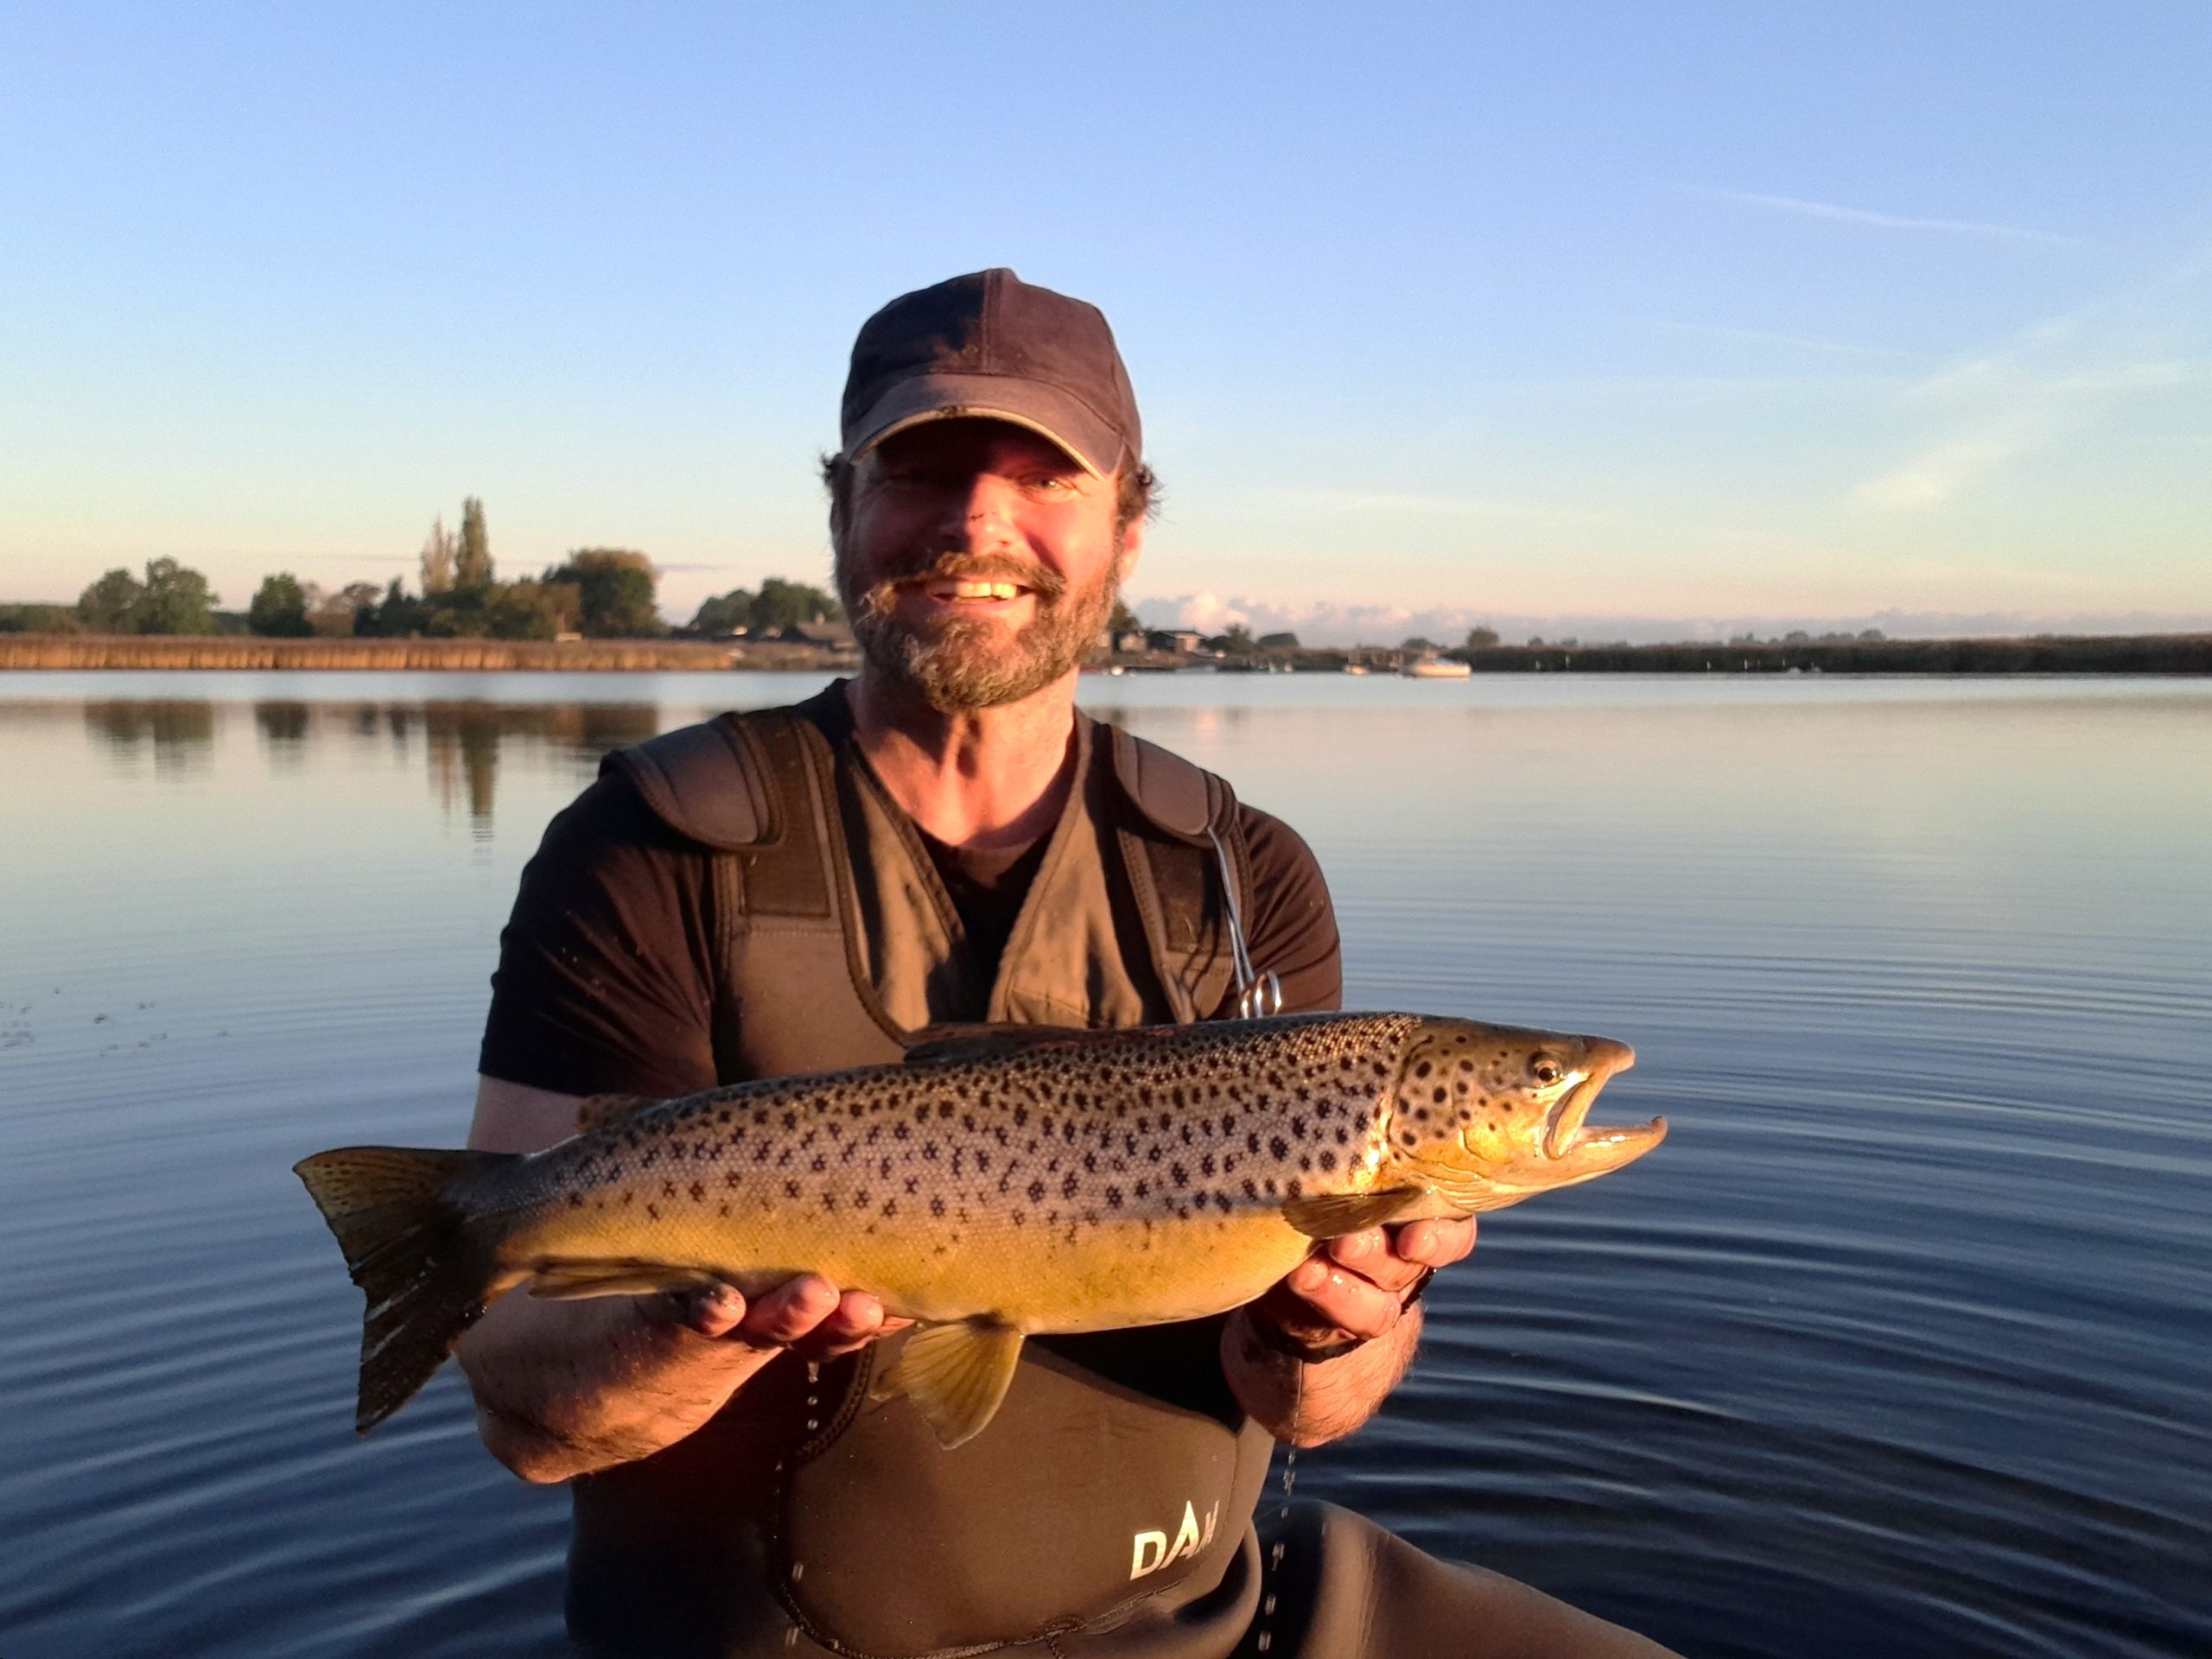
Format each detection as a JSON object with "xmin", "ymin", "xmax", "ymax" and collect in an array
[
  {"xmin": 1104, "ymin": 721, "xmax": 1234, "ymax": 842},
  {"xmin": 600, "ymin": 713, "xmax": 776, "ymax": 850}
]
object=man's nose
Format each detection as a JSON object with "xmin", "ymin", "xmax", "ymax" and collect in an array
[{"xmin": 935, "ymin": 472, "xmax": 1021, "ymax": 547}]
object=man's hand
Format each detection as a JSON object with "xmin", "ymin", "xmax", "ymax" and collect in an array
[
  {"xmin": 1253, "ymin": 1217, "xmax": 1477, "ymax": 1350},
  {"xmin": 645, "ymin": 1274, "xmax": 912, "ymax": 1360},
  {"xmin": 1223, "ymin": 1216, "xmax": 1476, "ymax": 1448}
]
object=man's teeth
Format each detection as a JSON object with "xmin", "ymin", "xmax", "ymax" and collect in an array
[{"xmin": 925, "ymin": 580, "xmax": 1022, "ymax": 600}]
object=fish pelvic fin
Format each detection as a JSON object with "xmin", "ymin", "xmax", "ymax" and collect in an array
[
  {"xmin": 871, "ymin": 1322, "xmax": 1027, "ymax": 1450},
  {"xmin": 292, "ymin": 1146, "xmax": 511, "ymax": 1435},
  {"xmin": 1280, "ymin": 1186, "xmax": 1438, "ymax": 1240}
]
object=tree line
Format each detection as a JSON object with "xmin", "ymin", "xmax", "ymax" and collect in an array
[{"xmin": 13, "ymin": 497, "xmax": 839, "ymax": 642}]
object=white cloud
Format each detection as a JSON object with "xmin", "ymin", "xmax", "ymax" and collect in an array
[{"xmin": 1680, "ymin": 185, "xmax": 2082, "ymax": 247}]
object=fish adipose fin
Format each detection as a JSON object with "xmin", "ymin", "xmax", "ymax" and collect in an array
[
  {"xmin": 526, "ymin": 1260, "xmax": 727, "ymax": 1300},
  {"xmin": 871, "ymin": 1322, "xmax": 1027, "ymax": 1448},
  {"xmin": 1281, "ymin": 1186, "xmax": 1434, "ymax": 1240},
  {"xmin": 292, "ymin": 1146, "xmax": 512, "ymax": 1434},
  {"xmin": 574, "ymin": 1092, "xmax": 660, "ymax": 1134}
]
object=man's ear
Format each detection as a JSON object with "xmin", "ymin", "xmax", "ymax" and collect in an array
[{"xmin": 1115, "ymin": 514, "xmax": 1146, "ymax": 588}]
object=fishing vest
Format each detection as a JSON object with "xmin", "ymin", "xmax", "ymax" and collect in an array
[{"xmin": 564, "ymin": 696, "xmax": 1286, "ymax": 1659}]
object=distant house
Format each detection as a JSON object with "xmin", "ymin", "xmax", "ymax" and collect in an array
[
  {"xmin": 1145, "ymin": 628, "xmax": 1206, "ymax": 655},
  {"xmin": 774, "ymin": 620, "xmax": 855, "ymax": 649},
  {"xmin": 1109, "ymin": 626, "xmax": 1148, "ymax": 654}
]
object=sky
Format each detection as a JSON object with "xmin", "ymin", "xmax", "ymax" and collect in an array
[{"xmin": 3, "ymin": 3, "xmax": 2209, "ymax": 645}]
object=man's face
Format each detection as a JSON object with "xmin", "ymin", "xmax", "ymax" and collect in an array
[{"xmin": 833, "ymin": 420, "xmax": 1141, "ymax": 711}]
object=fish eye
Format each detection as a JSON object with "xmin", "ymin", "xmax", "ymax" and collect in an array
[{"xmin": 1532, "ymin": 1058, "xmax": 1562, "ymax": 1085}]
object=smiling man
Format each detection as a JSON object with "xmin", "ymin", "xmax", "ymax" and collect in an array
[{"xmin": 456, "ymin": 270, "xmax": 1675, "ymax": 1658}]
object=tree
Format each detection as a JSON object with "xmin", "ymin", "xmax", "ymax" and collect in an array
[
  {"xmin": 1109, "ymin": 597, "xmax": 1141, "ymax": 634},
  {"xmin": 483, "ymin": 578, "xmax": 582, "ymax": 640},
  {"xmin": 543, "ymin": 549, "xmax": 664, "ymax": 638},
  {"xmin": 248, "ymin": 573, "xmax": 313, "ymax": 637},
  {"xmin": 1401, "ymin": 635, "xmax": 1437, "ymax": 652},
  {"xmin": 690, "ymin": 587, "xmax": 754, "ymax": 635},
  {"xmin": 454, "ymin": 497, "xmax": 493, "ymax": 588},
  {"xmin": 363, "ymin": 577, "xmax": 429, "ymax": 638},
  {"xmin": 420, "ymin": 518, "xmax": 456, "ymax": 595},
  {"xmin": 134, "ymin": 558, "xmax": 219, "ymax": 634},
  {"xmin": 307, "ymin": 581, "xmax": 384, "ymax": 638},
  {"xmin": 1205, "ymin": 625, "xmax": 1257, "ymax": 656},
  {"xmin": 78, "ymin": 567, "xmax": 146, "ymax": 632},
  {"xmin": 1256, "ymin": 631, "xmax": 1299, "ymax": 650},
  {"xmin": 751, "ymin": 577, "xmax": 840, "ymax": 632},
  {"xmin": 1464, "ymin": 626, "xmax": 1500, "ymax": 650}
]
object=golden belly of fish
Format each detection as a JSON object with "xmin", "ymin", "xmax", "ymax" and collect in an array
[{"xmin": 296, "ymin": 1012, "xmax": 1664, "ymax": 1447}]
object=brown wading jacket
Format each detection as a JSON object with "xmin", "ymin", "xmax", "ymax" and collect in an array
[{"xmin": 526, "ymin": 690, "xmax": 1336, "ymax": 1659}]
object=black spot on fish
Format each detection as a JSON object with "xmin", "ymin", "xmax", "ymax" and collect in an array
[
  {"xmin": 930, "ymin": 1196, "xmax": 945, "ymax": 1218},
  {"xmin": 1027, "ymin": 1179, "xmax": 1046, "ymax": 1203},
  {"xmin": 1269, "ymin": 1136, "xmax": 1289, "ymax": 1160},
  {"xmin": 1107, "ymin": 1186, "xmax": 1123, "ymax": 1208},
  {"xmin": 785, "ymin": 1179, "xmax": 800, "ymax": 1199},
  {"xmin": 810, "ymin": 1154, "xmax": 827, "ymax": 1173},
  {"xmin": 689, "ymin": 1180, "xmax": 705, "ymax": 1202}
]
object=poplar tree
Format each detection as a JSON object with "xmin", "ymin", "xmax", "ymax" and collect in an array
[
  {"xmin": 420, "ymin": 517, "xmax": 455, "ymax": 594},
  {"xmin": 454, "ymin": 498, "xmax": 493, "ymax": 588}
]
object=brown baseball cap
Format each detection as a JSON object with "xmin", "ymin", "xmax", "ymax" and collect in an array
[{"xmin": 839, "ymin": 269, "xmax": 1141, "ymax": 479}]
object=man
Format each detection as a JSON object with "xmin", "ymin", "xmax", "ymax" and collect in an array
[{"xmin": 460, "ymin": 270, "xmax": 1675, "ymax": 1658}]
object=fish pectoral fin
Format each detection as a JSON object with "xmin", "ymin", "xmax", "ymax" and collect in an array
[
  {"xmin": 526, "ymin": 1260, "xmax": 724, "ymax": 1301},
  {"xmin": 871, "ymin": 1322, "xmax": 1026, "ymax": 1449},
  {"xmin": 1280, "ymin": 1186, "xmax": 1435, "ymax": 1240},
  {"xmin": 573, "ymin": 1092, "xmax": 661, "ymax": 1134}
]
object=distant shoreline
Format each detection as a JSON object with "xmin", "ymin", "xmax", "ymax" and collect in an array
[{"xmin": 1, "ymin": 632, "xmax": 2207, "ymax": 675}]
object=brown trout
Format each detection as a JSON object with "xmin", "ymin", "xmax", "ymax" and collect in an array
[{"xmin": 296, "ymin": 1012, "xmax": 1663, "ymax": 1447}]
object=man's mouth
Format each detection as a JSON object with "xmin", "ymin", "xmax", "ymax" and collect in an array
[{"xmin": 917, "ymin": 578, "xmax": 1030, "ymax": 602}]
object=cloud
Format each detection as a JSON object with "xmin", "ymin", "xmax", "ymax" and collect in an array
[
  {"xmin": 1128, "ymin": 594, "xmax": 2212, "ymax": 648},
  {"xmin": 1680, "ymin": 185, "xmax": 2082, "ymax": 247}
]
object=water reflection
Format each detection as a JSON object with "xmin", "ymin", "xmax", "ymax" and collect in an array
[
  {"xmin": 82, "ymin": 700, "xmax": 217, "ymax": 771},
  {"xmin": 74, "ymin": 697, "xmax": 667, "ymax": 826}
]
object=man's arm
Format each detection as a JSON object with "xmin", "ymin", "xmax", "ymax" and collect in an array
[
  {"xmin": 1215, "ymin": 805, "xmax": 1478, "ymax": 1443},
  {"xmin": 1222, "ymin": 1217, "xmax": 1476, "ymax": 1446},
  {"xmin": 454, "ymin": 1075, "xmax": 907, "ymax": 1484}
]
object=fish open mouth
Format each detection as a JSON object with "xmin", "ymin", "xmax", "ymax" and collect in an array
[{"xmin": 1541, "ymin": 1047, "xmax": 1660, "ymax": 1161}]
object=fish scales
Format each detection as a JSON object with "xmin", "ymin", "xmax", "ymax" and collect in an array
[
  {"xmin": 296, "ymin": 1010, "xmax": 1665, "ymax": 1445},
  {"xmin": 488, "ymin": 1013, "xmax": 1423, "ymax": 1332}
]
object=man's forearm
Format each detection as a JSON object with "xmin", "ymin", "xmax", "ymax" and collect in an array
[
  {"xmin": 456, "ymin": 1291, "xmax": 779, "ymax": 1483},
  {"xmin": 1220, "ymin": 1304, "xmax": 1421, "ymax": 1447}
]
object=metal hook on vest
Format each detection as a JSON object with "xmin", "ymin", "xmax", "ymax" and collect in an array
[{"xmin": 1205, "ymin": 825, "xmax": 1282, "ymax": 1020}]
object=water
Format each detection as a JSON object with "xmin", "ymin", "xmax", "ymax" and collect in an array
[{"xmin": 2, "ymin": 671, "xmax": 2207, "ymax": 1658}]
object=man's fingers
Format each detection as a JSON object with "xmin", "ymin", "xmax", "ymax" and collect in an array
[
  {"xmin": 1391, "ymin": 1216, "xmax": 1477, "ymax": 1269},
  {"xmin": 641, "ymin": 1282, "xmax": 747, "ymax": 1338},
  {"xmin": 791, "ymin": 1291, "xmax": 913, "ymax": 1361},
  {"xmin": 1282, "ymin": 1256, "xmax": 1401, "ymax": 1341},
  {"xmin": 733, "ymin": 1274, "xmax": 843, "ymax": 1348}
]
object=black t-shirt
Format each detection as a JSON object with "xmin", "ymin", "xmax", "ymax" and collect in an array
[{"xmin": 480, "ymin": 688, "xmax": 1343, "ymax": 1100}]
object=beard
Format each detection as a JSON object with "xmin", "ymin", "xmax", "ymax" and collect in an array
[{"xmin": 837, "ymin": 540, "xmax": 1123, "ymax": 712}]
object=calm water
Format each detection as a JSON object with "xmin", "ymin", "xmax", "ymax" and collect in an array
[{"xmin": 2, "ymin": 671, "xmax": 2207, "ymax": 1658}]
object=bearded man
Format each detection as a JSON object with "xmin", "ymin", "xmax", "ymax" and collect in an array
[{"xmin": 458, "ymin": 270, "xmax": 1676, "ymax": 1659}]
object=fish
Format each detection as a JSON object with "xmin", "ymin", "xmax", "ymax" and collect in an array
[{"xmin": 294, "ymin": 1011, "xmax": 1663, "ymax": 1448}]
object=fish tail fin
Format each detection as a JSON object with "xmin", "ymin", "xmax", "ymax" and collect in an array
[{"xmin": 292, "ymin": 1146, "xmax": 513, "ymax": 1434}]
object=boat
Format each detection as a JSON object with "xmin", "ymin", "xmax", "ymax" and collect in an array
[{"xmin": 1401, "ymin": 658, "xmax": 1471, "ymax": 679}]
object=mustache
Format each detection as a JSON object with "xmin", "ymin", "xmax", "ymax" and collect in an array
[{"xmin": 865, "ymin": 552, "xmax": 1069, "ymax": 601}]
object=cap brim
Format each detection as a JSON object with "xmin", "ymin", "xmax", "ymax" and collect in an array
[{"xmin": 844, "ymin": 372, "xmax": 1125, "ymax": 478}]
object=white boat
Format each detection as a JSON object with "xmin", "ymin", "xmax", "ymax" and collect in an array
[{"xmin": 1401, "ymin": 658, "xmax": 1471, "ymax": 678}]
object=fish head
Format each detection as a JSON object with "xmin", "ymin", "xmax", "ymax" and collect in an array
[{"xmin": 1384, "ymin": 1018, "xmax": 1664, "ymax": 1210}]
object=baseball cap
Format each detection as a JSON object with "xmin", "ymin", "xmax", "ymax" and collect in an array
[{"xmin": 839, "ymin": 269, "xmax": 1141, "ymax": 479}]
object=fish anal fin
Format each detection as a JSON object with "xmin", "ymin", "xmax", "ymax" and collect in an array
[
  {"xmin": 1281, "ymin": 1186, "xmax": 1433, "ymax": 1240},
  {"xmin": 526, "ymin": 1260, "xmax": 724, "ymax": 1301},
  {"xmin": 871, "ymin": 1322, "xmax": 1027, "ymax": 1448},
  {"xmin": 575, "ymin": 1092, "xmax": 661, "ymax": 1135}
]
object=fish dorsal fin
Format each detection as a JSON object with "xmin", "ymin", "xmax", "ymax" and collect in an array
[
  {"xmin": 901, "ymin": 1024, "xmax": 1133, "ymax": 1066},
  {"xmin": 1281, "ymin": 1186, "xmax": 1435, "ymax": 1240},
  {"xmin": 575, "ymin": 1092, "xmax": 660, "ymax": 1135},
  {"xmin": 871, "ymin": 1322, "xmax": 1027, "ymax": 1448}
]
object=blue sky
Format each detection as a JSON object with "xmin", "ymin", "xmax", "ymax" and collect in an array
[{"xmin": 4, "ymin": 3, "xmax": 2208, "ymax": 643}]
